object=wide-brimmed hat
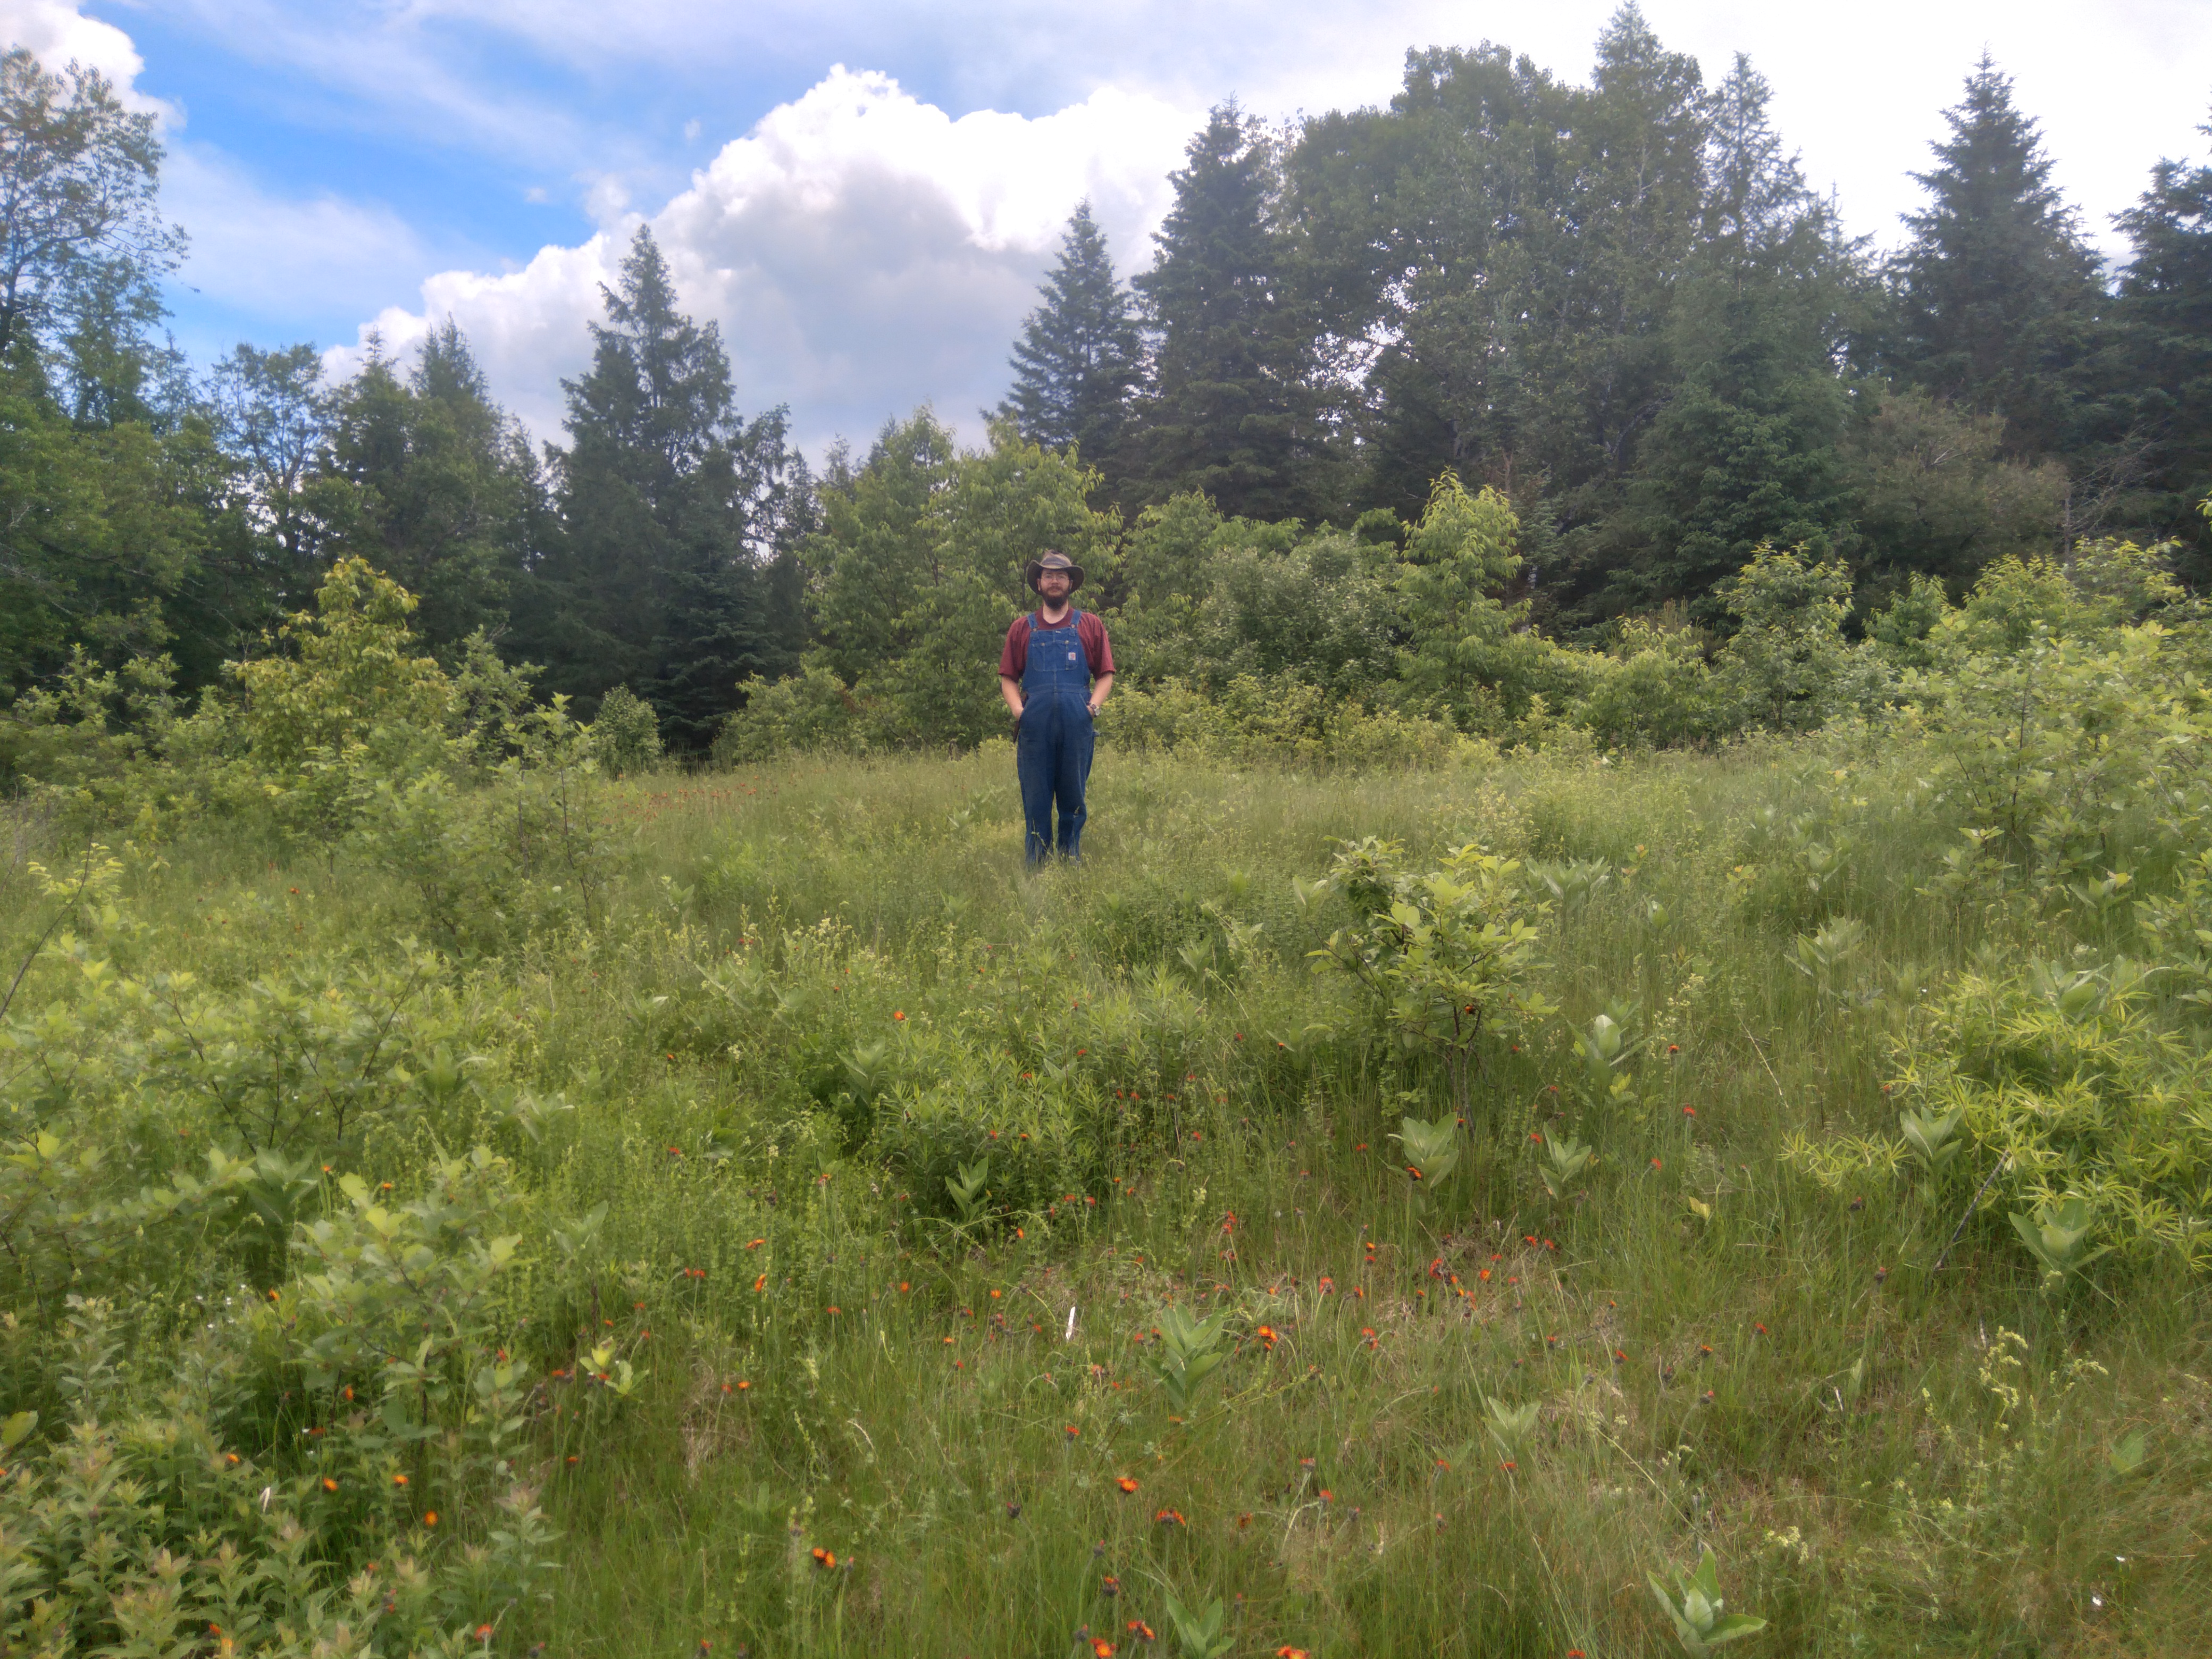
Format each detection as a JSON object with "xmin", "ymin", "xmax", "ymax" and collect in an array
[{"xmin": 1024, "ymin": 550, "xmax": 1085, "ymax": 592}]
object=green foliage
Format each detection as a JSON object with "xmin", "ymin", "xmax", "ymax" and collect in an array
[
  {"xmin": 1534, "ymin": 1128, "xmax": 1595, "ymax": 1200},
  {"xmin": 1711, "ymin": 546, "xmax": 1887, "ymax": 732},
  {"xmin": 996, "ymin": 200, "xmax": 1141, "ymax": 467},
  {"xmin": 1887, "ymin": 957, "xmax": 2212, "ymax": 1269},
  {"xmin": 1647, "ymin": 1547, "xmax": 1767, "ymax": 1653},
  {"xmin": 586, "ymin": 684, "xmax": 661, "ymax": 776},
  {"xmin": 2008, "ymin": 1193, "xmax": 2114, "ymax": 1291},
  {"xmin": 1142, "ymin": 1303, "xmax": 1228, "ymax": 1417},
  {"xmin": 1160, "ymin": 1590, "xmax": 1236, "ymax": 1659},
  {"xmin": 1309, "ymin": 836, "xmax": 1552, "ymax": 1118}
]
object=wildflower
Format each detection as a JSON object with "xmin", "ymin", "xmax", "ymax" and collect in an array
[
  {"xmin": 1116, "ymin": 1477, "xmax": 1139, "ymax": 1494},
  {"xmin": 1682, "ymin": 1105, "xmax": 1696, "ymax": 1117},
  {"xmin": 1006, "ymin": 1501, "xmax": 1023, "ymax": 1518},
  {"xmin": 423, "ymin": 1511, "xmax": 438, "ymax": 1526},
  {"xmin": 1614, "ymin": 1349, "xmax": 1627, "ymax": 1365},
  {"xmin": 1127, "ymin": 1621, "xmax": 1155, "ymax": 1642},
  {"xmin": 1065, "ymin": 1425, "xmax": 1080, "ymax": 1439},
  {"xmin": 393, "ymin": 1473, "xmax": 408, "ymax": 1485},
  {"xmin": 899, "ymin": 1281, "xmax": 910, "ymax": 1293},
  {"xmin": 1277, "ymin": 1647, "xmax": 1311, "ymax": 1658},
  {"xmin": 476, "ymin": 1626, "xmax": 493, "ymax": 1641},
  {"xmin": 322, "ymin": 1477, "xmax": 338, "ymax": 1492},
  {"xmin": 1478, "ymin": 1269, "xmax": 1490, "ymax": 1282},
  {"xmin": 745, "ymin": 1238, "xmax": 765, "ymax": 1250},
  {"xmin": 1700, "ymin": 1390, "xmax": 1715, "ymax": 1404},
  {"xmin": 1101, "ymin": 1575, "xmax": 1119, "ymax": 1596},
  {"xmin": 1318, "ymin": 1489, "xmax": 1333, "ymax": 1504},
  {"xmin": 1256, "ymin": 1325, "xmax": 1278, "ymax": 1350},
  {"xmin": 811, "ymin": 1547, "xmax": 836, "ymax": 1569},
  {"xmin": 1498, "ymin": 1461, "xmax": 1517, "ymax": 1473},
  {"xmin": 1650, "ymin": 1158, "xmax": 1663, "ymax": 1170},
  {"xmin": 1237, "ymin": 1513, "xmax": 1253, "ymax": 1529},
  {"xmin": 825, "ymin": 1305, "xmax": 841, "ymax": 1315},
  {"xmin": 1091, "ymin": 1641, "xmax": 1116, "ymax": 1658},
  {"xmin": 1754, "ymin": 1322, "xmax": 1769, "ymax": 1336},
  {"xmin": 893, "ymin": 1011, "xmax": 906, "ymax": 1021},
  {"xmin": 1153, "ymin": 1509, "xmax": 1185, "ymax": 1527},
  {"xmin": 753, "ymin": 1275, "xmax": 767, "ymax": 1293}
]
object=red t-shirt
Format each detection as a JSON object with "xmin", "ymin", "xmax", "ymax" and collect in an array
[{"xmin": 999, "ymin": 610, "xmax": 1115, "ymax": 680}]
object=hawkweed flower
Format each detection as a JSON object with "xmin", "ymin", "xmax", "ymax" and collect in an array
[
  {"xmin": 1101, "ymin": 1576, "xmax": 1119, "ymax": 1597},
  {"xmin": 1116, "ymin": 1477, "xmax": 1139, "ymax": 1494},
  {"xmin": 1153, "ymin": 1509, "xmax": 1185, "ymax": 1527},
  {"xmin": 1127, "ymin": 1621, "xmax": 1155, "ymax": 1642},
  {"xmin": 810, "ymin": 1547, "xmax": 837, "ymax": 1570}
]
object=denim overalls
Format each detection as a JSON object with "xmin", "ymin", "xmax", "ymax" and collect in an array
[{"xmin": 1016, "ymin": 610, "xmax": 1095, "ymax": 862}]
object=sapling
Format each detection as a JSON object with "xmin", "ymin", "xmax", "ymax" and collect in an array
[{"xmin": 1647, "ymin": 1546, "xmax": 1767, "ymax": 1653}]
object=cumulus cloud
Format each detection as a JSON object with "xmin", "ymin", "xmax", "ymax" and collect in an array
[
  {"xmin": 1, "ymin": 0, "xmax": 174, "ymax": 118},
  {"xmin": 342, "ymin": 66, "xmax": 1199, "ymax": 452}
]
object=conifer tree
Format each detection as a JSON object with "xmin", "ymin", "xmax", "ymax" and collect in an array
[
  {"xmin": 1129, "ymin": 102, "xmax": 1322, "ymax": 520},
  {"xmin": 997, "ymin": 202, "xmax": 1139, "ymax": 467},
  {"xmin": 320, "ymin": 321, "xmax": 534, "ymax": 658},
  {"xmin": 1887, "ymin": 56, "xmax": 2104, "ymax": 457},
  {"xmin": 2112, "ymin": 119, "xmax": 2212, "ymax": 563},
  {"xmin": 518, "ymin": 225, "xmax": 808, "ymax": 745},
  {"xmin": 1622, "ymin": 53, "xmax": 1859, "ymax": 610}
]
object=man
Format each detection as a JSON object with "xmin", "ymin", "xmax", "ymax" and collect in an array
[{"xmin": 998, "ymin": 550, "xmax": 1114, "ymax": 864}]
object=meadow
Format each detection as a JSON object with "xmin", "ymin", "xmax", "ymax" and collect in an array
[{"xmin": 5, "ymin": 710, "xmax": 2206, "ymax": 1657}]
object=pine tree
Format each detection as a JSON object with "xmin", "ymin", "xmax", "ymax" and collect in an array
[
  {"xmin": 519, "ymin": 225, "xmax": 807, "ymax": 745},
  {"xmin": 1621, "ymin": 53, "xmax": 1861, "ymax": 611},
  {"xmin": 1887, "ymin": 56, "xmax": 2104, "ymax": 458},
  {"xmin": 321, "ymin": 320, "xmax": 533, "ymax": 658},
  {"xmin": 998, "ymin": 202, "xmax": 1139, "ymax": 467},
  {"xmin": 2112, "ymin": 118, "xmax": 2212, "ymax": 566},
  {"xmin": 1129, "ymin": 102, "xmax": 1322, "ymax": 520}
]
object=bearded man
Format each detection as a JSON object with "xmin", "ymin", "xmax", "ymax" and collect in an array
[{"xmin": 997, "ymin": 551, "xmax": 1115, "ymax": 864}]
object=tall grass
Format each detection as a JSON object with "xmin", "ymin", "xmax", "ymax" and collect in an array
[{"xmin": 5, "ymin": 736, "xmax": 2205, "ymax": 1657}]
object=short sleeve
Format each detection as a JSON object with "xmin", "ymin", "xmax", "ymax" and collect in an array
[
  {"xmin": 1084, "ymin": 614, "xmax": 1115, "ymax": 677},
  {"xmin": 999, "ymin": 617, "xmax": 1027, "ymax": 678}
]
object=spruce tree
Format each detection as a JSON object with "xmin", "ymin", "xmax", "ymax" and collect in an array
[
  {"xmin": 997, "ymin": 201, "xmax": 1139, "ymax": 467},
  {"xmin": 519, "ymin": 225, "xmax": 808, "ymax": 745},
  {"xmin": 1622, "ymin": 53, "xmax": 1859, "ymax": 611},
  {"xmin": 2112, "ymin": 119, "xmax": 2212, "ymax": 565},
  {"xmin": 1887, "ymin": 56, "xmax": 2104, "ymax": 458},
  {"xmin": 321, "ymin": 321, "xmax": 533, "ymax": 658},
  {"xmin": 1129, "ymin": 102, "xmax": 1321, "ymax": 520}
]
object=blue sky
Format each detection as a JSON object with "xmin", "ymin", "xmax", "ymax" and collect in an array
[{"xmin": 8, "ymin": 0, "xmax": 2211, "ymax": 453}]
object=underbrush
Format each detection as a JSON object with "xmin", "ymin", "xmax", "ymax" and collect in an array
[{"xmin": 5, "ymin": 715, "xmax": 2210, "ymax": 1654}]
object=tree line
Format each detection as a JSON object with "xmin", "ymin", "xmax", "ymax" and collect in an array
[{"xmin": 4, "ymin": 5, "xmax": 2211, "ymax": 757}]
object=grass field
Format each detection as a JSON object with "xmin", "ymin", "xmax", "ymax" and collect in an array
[{"xmin": 4, "ymin": 735, "xmax": 2207, "ymax": 1658}]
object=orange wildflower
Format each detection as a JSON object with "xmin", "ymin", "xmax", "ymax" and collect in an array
[
  {"xmin": 1116, "ymin": 1476, "xmax": 1139, "ymax": 1494},
  {"xmin": 423, "ymin": 1511, "xmax": 438, "ymax": 1526}
]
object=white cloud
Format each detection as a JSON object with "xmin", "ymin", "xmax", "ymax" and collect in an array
[
  {"xmin": 1, "ymin": 0, "xmax": 174, "ymax": 119},
  {"xmin": 345, "ymin": 66, "xmax": 1199, "ymax": 451},
  {"xmin": 163, "ymin": 143, "xmax": 440, "ymax": 325}
]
